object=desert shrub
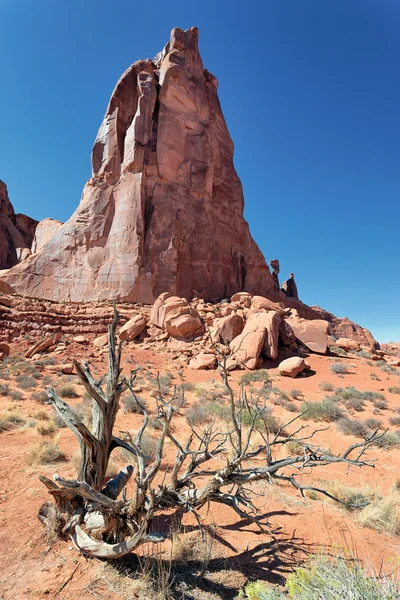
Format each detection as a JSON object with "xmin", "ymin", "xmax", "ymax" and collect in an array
[
  {"xmin": 373, "ymin": 431, "xmax": 400, "ymax": 450},
  {"xmin": 9, "ymin": 390, "xmax": 23, "ymax": 401},
  {"xmin": 389, "ymin": 386, "xmax": 400, "ymax": 394},
  {"xmin": 53, "ymin": 411, "xmax": 68, "ymax": 428},
  {"xmin": 186, "ymin": 403, "xmax": 211, "ymax": 426},
  {"xmin": 15, "ymin": 375, "xmax": 37, "ymax": 390},
  {"xmin": 376, "ymin": 361, "xmax": 400, "ymax": 376},
  {"xmin": 356, "ymin": 492, "xmax": 400, "ymax": 536},
  {"xmin": 301, "ymin": 398, "xmax": 344, "ymax": 422},
  {"xmin": 240, "ymin": 370, "xmax": 269, "ymax": 386},
  {"xmin": 58, "ymin": 384, "xmax": 78, "ymax": 398},
  {"xmin": 319, "ymin": 479, "xmax": 375, "ymax": 508},
  {"xmin": 122, "ymin": 394, "xmax": 147, "ymax": 413},
  {"xmin": 74, "ymin": 400, "xmax": 92, "ymax": 426},
  {"xmin": 329, "ymin": 345, "xmax": 348, "ymax": 356},
  {"xmin": 28, "ymin": 436, "xmax": 63, "ymax": 464},
  {"xmin": 283, "ymin": 400, "xmax": 299, "ymax": 413},
  {"xmin": 148, "ymin": 416, "xmax": 163, "ymax": 430},
  {"xmin": 286, "ymin": 441, "xmax": 304, "ymax": 456},
  {"xmin": 389, "ymin": 416, "xmax": 400, "ymax": 427},
  {"xmin": 194, "ymin": 380, "xmax": 228, "ymax": 402},
  {"xmin": 181, "ymin": 381, "xmax": 196, "ymax": 392},
  {"xmin": 0, "ymin": 383, "xmax": 10, "ymax": 396},
  {"xmin": 319, "ymin": 381, "xmax": 334, "ymax": 392},
  {"xmin": 365, "ymin": 418, "xmax": 383, "ymax": 429},
  {"xmin": 355, "ymin": 350, "xmax": 372, "ymax": 359},
  {"xmin": 32, "ymin": 390, "xmax": 49, "ymax": 404},
  {"xmin": 330, "ymin": 363, "xmax": 350, "ymax": 375},
  {"xmin": 285, "ymin": 553, "xmax": 400, "ymax": 599},
  {"xmin": 336, "ymin": 417, "xmax": 368, "ymax": 437},
  {"xmin": 140, "ymin": 433, "xmax": 158, "ymax": 466},
  {"xmin": 289, "ymin": 388, "xmax": 302, "ymax": 399},
  {"xmin": 42, "ymin": 375, "xmax": 53, "ymax": 386},
  {"xmin": 362, "ymin": 390, "xmax": 385, "ymax": 401},
  {"xmin": 207, "ymin": 402, "xmax": 231, "ymax": 421},
  {"xmin": 243, "ymin": 580, "xmax": 285, "ymax": 599},
  {"xmin": 36, "ymin": 420, "xmax": 57, "ymax": 435},
  {"xmin": 372, "ymin": 398, "xmax": 388, "ymax": 410},
  {"xmin": 33, "ymin": 409, "xmax": 49, "ymax": 421},
  {"xmin": 0, "ymin": 410, "xmax": 25, "ymax": 431},
  {"xmin": 370, "ymin": 372, "xmax": 380, "ymax": 380}
]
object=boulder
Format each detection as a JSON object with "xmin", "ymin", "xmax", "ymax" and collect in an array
[
  {"xmin": 165, "ymin": 308, "xmax": 203, "ymax": 339},
  {"xmin": 251, "ymin": 295, "xmax": 285, "ymax": 315},
  {"xmin": 212, "ymin": 314, "xmax": 244, "ymax": 344},
  {"xmin": 119, "ymin": 314, "xmax": 148, "ymax": 341},
  {"xmin": 3, "ymin": 29, "xmax": 280, "ymax": 304},
  {"xmin": 285, "ymin": 316, "xmax": 329, "ymax": 354},
  {"xmin": 279, "ymin": 319, "xmax": 296, "ymax": 347},
  {"xmin": 0, "ymin": 342, "xmax": 10, "ymax": 360},
  {"xmin": 230, "ymin": 292, "xmax": 253, "ymax": 308},
  {"xmin": 149, "ymin": 294, "xmax": 188, "ymax": 329},
  {"xmin": 335, "ymin": 338, "xmax": 360, "ymax": 352},
  {"xmin": 25, "ymin": 332, "xmax": 63, "ymax": 359},
  {"xmin": 189, "ymin": 353, "xmax": 216, "ymax": 370},
  {"xmin": 73, "ymin": 335, "xmax": 89, "ymax": 344},
  {"xmin": 226, "ymin": 310, "xmax": 281, "ymax": 370},
  {"xmin": 278, "ymin": 357, "xmax": 310, "ymax": 378},
  {"xmin": 93, "ymin": 334, "xmax": 108, "ymax": 348}
]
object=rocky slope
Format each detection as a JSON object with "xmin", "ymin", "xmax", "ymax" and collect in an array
[{"xmin": 2, "ymin": 27, "xmax": 280, "ymax": 304}]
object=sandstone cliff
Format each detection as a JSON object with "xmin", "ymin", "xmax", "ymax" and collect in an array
[
  {"xmin": 3, "ymin": 27, "xmax": 279, "ymax": 303},
  {"xmin": 0, "ymin": 180, "xmax": 38, "ymax": 269}
]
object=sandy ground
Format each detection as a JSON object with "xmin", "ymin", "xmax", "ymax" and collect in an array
[{"xmin": 1, "ymin": 339, "xmax": 400, "ymax": 599}]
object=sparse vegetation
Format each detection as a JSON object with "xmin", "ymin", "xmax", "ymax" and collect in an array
[
  {"xmin": 36, "ymin": 420, "xmax": 57, "ymax": 435},
  {"xmin": 373, "ymin": 431, "xmax": 400, "ymax": 450},
  {"xmin": 15, "ymin": 374, "xmax": 37, "ymax": 390},
  {"xmin": 58, "ymin": 383, "xmax": 79, "ymax": 398},
  {"xmin": 0, "ymin": 383, "xmax": 10, "ymax": 396},
  {"xmin": 329, "ymin": 345, "xmax": 348, "ymax": 356},
  {"xmin": 186, "ymin": 402, "xmax": 211, "ymax": 426},
  {"xmin": 330, "ymin": 362, "xmax": 351, "ymax": 374},
  {"xmin": 301, "ymin": 398, "xmax": 344, "ymax": 422},
  {"xmin": 389, "ymin": 386, "xmax": 400, "ymax": 394},
  {"xmin": 336, "ymin": 417, "xmax": 368, "ymax": 438},
  {"xmin": 9, "ymin": 390, "xmax": 23, "ymax": 401},
  {"xmin": 28, "ymin": 436, "xmax": 63, "ymax": 464},
  {"xmin": 320, "ymin": 381, "xmax": 334, "ymax": 391},
  {"xmin": 122, "ymin": 394, "xmax": 147, "ymax": 413},
  {"xmin": 289, "ymin": 388, "xmax": 302, "ymax": 399},
  {"xmin": 389, "ymin": 416, "xmax": 400, "ymax": 427},
  {"xmin": 356, "ymin": 492, "xmax": 400, "ymax": 536},
  {"xmin": 32, "ymin": 390, "xmax": 49, "ymax": 403},
  {"xmin": 240, "ymin": 369, "xmax": 269, "ymax": 385},
  {"xmin": 0, "ymin": 410, "xmax": 25, "ymax": 431}
]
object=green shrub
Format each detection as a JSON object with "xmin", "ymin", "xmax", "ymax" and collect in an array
[
  {"xmin": 286, "ymin": 553, "xmax": 400, "ymax": 599},
  {"xmin": 355, "ymin": 350, "xmax": 372, "ymax": 359},
  {"xmin": 389, "ymin": 416, "xmax": 400, "ymax": 427},
  {"xmin": 365, "ymin": 418, "xmax": 382, "ymax": 430},
  {"xmin": 301, "ymin": 398, "xmax": 344, "ymax": 422},
  {"xmin": 240, "ymin": 370, "xmax": 269, "ymax": 386},
  {"xmin": 389, "ymin": 386, "xmax": 400, "ymax": 394},
  {"xmin": 243, "ymin": 581, "xmax": 285, "ymax": 599},
  {"xmin": 289, "ymin": 388, "xmax": 303, "ymax": 399},
  {"xmin": 207, "ymin": 402, "xmax": 231, "ymax": 421}
]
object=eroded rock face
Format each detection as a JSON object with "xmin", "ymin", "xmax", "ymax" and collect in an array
[
  {"xmin": 0, "ymin": 180, "xmax": 38, "ymax": 269},
  {"xmin": 32, "ymin": 218, "xmax": 64, "ymax": 254},
  {"xmin": 3, "ymin": 28, "xmax": 279, "ymax": 303}
]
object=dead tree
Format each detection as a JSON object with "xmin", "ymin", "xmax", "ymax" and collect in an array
[{"xmin": 39, "ymin": 308, "xmax": 385, "ymax": 559}]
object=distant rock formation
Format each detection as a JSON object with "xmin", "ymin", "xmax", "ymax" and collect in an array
[
  {"xmin": 312, "ymin": 306, "xmax": 380, "ymax": 351},
  {"xmin": 0, "ymin": 180, "xmax": 38, "ymax": 269},
  {"xmin": 2, "ymin": 27, "xmax": 279, "ymax": 303}
]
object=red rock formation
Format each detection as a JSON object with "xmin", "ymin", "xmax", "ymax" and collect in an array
[
  {"xmin": 31, "ymin": 218, "xmax": 64, "ymax": 254},
  {"xmin": 3, "ymin": 27, "xmax": 278, "ymax": 304},
  {"xmin": 312, "ymin": 306, "xmax": 379, "ymax": 351},
  {"xmin": 0, "ymin": 180, "xmax": 38, "ymax": 269}
]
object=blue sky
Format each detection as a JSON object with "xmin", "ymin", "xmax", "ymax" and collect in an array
[{"xmin": 1, "ymin": 0, "xmax": 399, "ymax": 342}]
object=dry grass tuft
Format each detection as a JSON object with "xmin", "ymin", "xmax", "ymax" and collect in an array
[
  {"xmin": 36, "ymin": 420, "xmax": 57, "ymax": 436},
  {"xmin": 356, "ymin": 492, "xmax": 400, "ymax": 536},
  {"xmin": 28, "ymin": 435, "xmax": 64, "ymax": 465}
]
